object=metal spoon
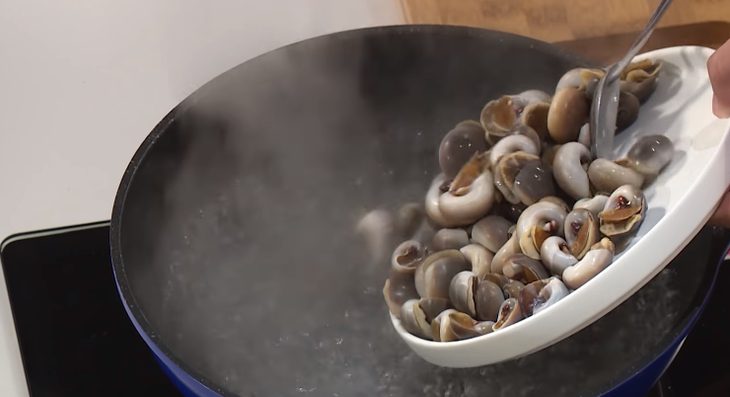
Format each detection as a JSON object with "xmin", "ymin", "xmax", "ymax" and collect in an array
[{"xmin": 589, "ymin": 0, "xmax": 673, "ymax": 160}]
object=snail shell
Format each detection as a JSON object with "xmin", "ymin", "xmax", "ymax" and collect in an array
[
  {"xmin": 513, "ymin": 124, "xmax": 543, "ymax": 153},
  {"xmin": 556, "ymin": 67, "xmax": 605, "ymax": 96},
  {"xmin": 515, "ymin": 200, "xmax": 567, "ymax": 260},
  {"xmin": 616, "ymin": 91, "xmax": 640, "ymax": 132},
  {"xmin": 460, "ymin": 243, "xmax": 494, "ymax": 279},
  {"xmin": 564, "ymin": 208, "xmax": 600, "ymax": 260},
  {"xmin": 532, "ymin": 277, "xmax": 569, "ymax": 315},
  {"xmin": 623, "ymin": 134, "xmax": 674, "ymax": 178},
  {"xmin": 540, "ymin": 236, "xmax": 578, "ymax": 276},
  {"xmin": 471, "ymin": 215, "xmax": 513, "ymax": 253},
  {"xmin": 414, "ymin": 249, "xmax": 470, "ymax": 299},
  {"xmin": 562, "ymin": 238, "xmax": 616, "ymax": 289},
  {"xmin": 513, "ymin": 160, "xmax": 556, "ymax": 206},
  {"xmin": 400, "ymin": 298, "xmax": 451, "ymax": 340},
  {"xmin": 513, "ymin": 89, "xmax": 552, "ymax": 106},
  {"xmin": 598, "ymin": 184, "xmax": 646, "ymax": 238},
  {"xmin": 518, "ymin": 279, "xmax": 549, "ymax": 317},
  {"xmin": 490, "ymin": 229, "xmax": 521, "ymax": 273},
  {"xmin": 449, "ymin": 271, "xmax": 505, "ymax": 321},
  {"xmin": 431, "ymin": 309, "xmax": 493, "ymax": 342},
  {"xmin": 432, "ymin": 228, "xmax": 470, "ymax": 251},
  {"xmin": 547, "ymin": 87, "xmax": 589, "ymax": 144},
  {"xmin": 383, "ymin": 240, "xmax": 427, "ymax": 317},
  {"xmin": 620, "ymin": 58, "xmax": 662, "ymax": 103},
  {"xmin": 577, "ymin": 123, "xmax": 591, "ymax": 148},
  {"xmin": 494, "ymin": 151, "xmax": 542, "ymax": 205},
  {"xmin": 521, "ymin": 101, "xmax": 551, "ymax": 139},
  {"xmin": 493, "ymin": 298, "xmax": 524, "ymax": 331},
  {"xmin": 541, "ymin": 143, "xmax": 561, "ymax": 168},
  {"xmin": 481, "ymin": 96, "xmax": 518, "ymax": 140},
  {"xmin": 475, "ymin": 279, "xmax": 506, "ymax": 321},
  {"xmin": 540, "ymin": 196, "xmax": 571, "ymax": 213},
  {"xmin": 502, "ymin": 279, "xmax": 525, "ymax": 300},
  {"xmin": 438, "ymin": 120, "xmax": 489, "ymax": 179},
  {"xmin": 425, "ymin": 173, "xmax": 450, "ymax": 227},
  {"xmin": 425, "ymin": 154, "xmax": 497, "ymax": 228},
  {"xmin": 489, "ymin": 134, "xmax": 540, "ymax": 169},
  {"xmin": 440, "ymin": 154, "xmax": 496, "ymax": 226},
  {"xmin": 587, "ymin": 158, "xmax": 644, "ymax": 195},
  {"xmin": 401, "ymin": 299, "xmax": 432, "ymax": 339},
  {"xmin": 518, "ymin": 278, "xmax": 569, "ymax": 317},
  {"xmin": 553, "ymin": 142, "xmax": 593, "ymax": 200},
  {"xmin": 449, "ymin": 271, "xmax": 479, "ymax": 317},
  {"xmin": 573, "ymin": 194, "xmax": 609, "ymax": 217},
  {"xmin": 501, "ymin": 253, "xmax": 550, "ymax": 284}
]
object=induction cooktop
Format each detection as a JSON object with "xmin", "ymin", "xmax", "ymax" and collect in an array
[{"xmin": 1, "ymin": 222, "xmax": 729, "ymax": 397}]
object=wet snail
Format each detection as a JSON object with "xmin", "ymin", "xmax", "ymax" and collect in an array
[{"xmin": 382, "ymin": 59, "xmax": 673, "ymax": 342}]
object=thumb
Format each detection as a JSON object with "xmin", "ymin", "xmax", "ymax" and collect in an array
[
  {"xmin": 708, "ymin": 38, "xmax": 730, "ymax": 118},
  {"xmin": 713, "ymin": 94, "xmax": 730, "ymax": 118},
  {"xmin": 709, "ymin": 188, "xmax": 730, "ymax": 228}
]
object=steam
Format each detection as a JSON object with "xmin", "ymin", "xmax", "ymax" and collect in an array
[{"xmin": 118, "ymin": 26, "xmax": 692, "ymax": 397}]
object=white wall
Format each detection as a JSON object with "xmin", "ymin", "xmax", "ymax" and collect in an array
[
  {"xmin": 0, "ymin": 0, "xmax": 403, "ymax": 239},
  {"xmin": 0, "ymin": 1, "xmax": 403, "ymax": 395}
]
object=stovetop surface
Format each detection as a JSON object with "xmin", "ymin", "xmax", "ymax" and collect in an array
[
  {"xmin": 1, "ymin": 222, "xmax": 729, "ymax": 397},
  {"xmin": 0, "ymin": 223, "xmax": 180, "ymax": 396}
]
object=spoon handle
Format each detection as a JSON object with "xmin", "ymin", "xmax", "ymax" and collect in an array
[
  {"xmin": 607, "ymin": 0, "xmax": 674, "ymax": 83},
  {"xmin": 590, "ymin": 0, "xmax": 673, "ymax": 160}
]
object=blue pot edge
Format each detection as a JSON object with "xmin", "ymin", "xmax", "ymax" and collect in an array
[
  {"xmin": 600, "ymin": 235, "xmax": 730, "ymax": 396},
  {"xmin": 112, "ymin": 234, "xmax": 730, "ymax": 397},
  {"xmin": 111, "ymin": 269, "xmax": 224, "ymax": 397}
]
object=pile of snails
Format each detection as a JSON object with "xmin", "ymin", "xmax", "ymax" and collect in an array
[{"xmin": 382, "ymin": 58, "xmax": 675, "ymax": 342}]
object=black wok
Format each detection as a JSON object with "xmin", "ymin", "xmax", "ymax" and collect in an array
[{"xmin": 110, "ymin": 25, "xmax": 730, "ymax": 397}]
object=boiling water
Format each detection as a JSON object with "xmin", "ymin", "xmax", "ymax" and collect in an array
[
  {"xmin": 137, "ymin": 172, "xmax": 697, "ymax": 397},
  {"xmin": 119, "ymin": 26, "xmax": 709, "ymax": 397}
]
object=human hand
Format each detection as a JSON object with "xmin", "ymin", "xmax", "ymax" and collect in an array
[
  {"xmin": 709, "ymin": 38, "xmax": 730, "ymax": 118},
  {"xmin": 707, "ymin": 38, "xmax": 730, "ymax": 227}
]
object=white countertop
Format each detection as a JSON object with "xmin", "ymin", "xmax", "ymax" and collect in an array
[{"xmin": 0, "ymin": 1, "xmax": 404, "ymax": 394}]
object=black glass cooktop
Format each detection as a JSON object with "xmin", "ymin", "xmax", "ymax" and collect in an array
[
  {"xmin": 0, "ymin": 222, "xmax": 180, "ymax": 397},
  {"xmin": 1, "ymin": 222, "xmax": 729, "ymax": 397}
]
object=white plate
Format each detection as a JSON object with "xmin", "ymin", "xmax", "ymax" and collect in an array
[{"xmin": 390, "ymin": 45, "xmax": 730, "ymax": 368}]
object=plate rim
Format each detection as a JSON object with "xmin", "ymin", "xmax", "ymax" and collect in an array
[{"xmin": 391, "ymin": 44, "xmax": 730, "ymax": 367}]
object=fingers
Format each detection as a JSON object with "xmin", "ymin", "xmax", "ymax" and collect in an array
[
  {"xmin": 707, "ymin": 39, "xmax": 730, "ymax": 226},
  {"xmin": 713, "ymin": 94, "xmax": 730, "ymax": 119},
  {"xmin": 708, "ymin": 38, "xmax": 730, "ymax": 119},
  {"xmin": 709, "ymin": 188, "xmax": 730, "ymax": 228}
]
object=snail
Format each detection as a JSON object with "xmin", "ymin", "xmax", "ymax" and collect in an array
[{"xmin": 381, "ymin": 59, "xmax": 671, "ymax": 342}]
